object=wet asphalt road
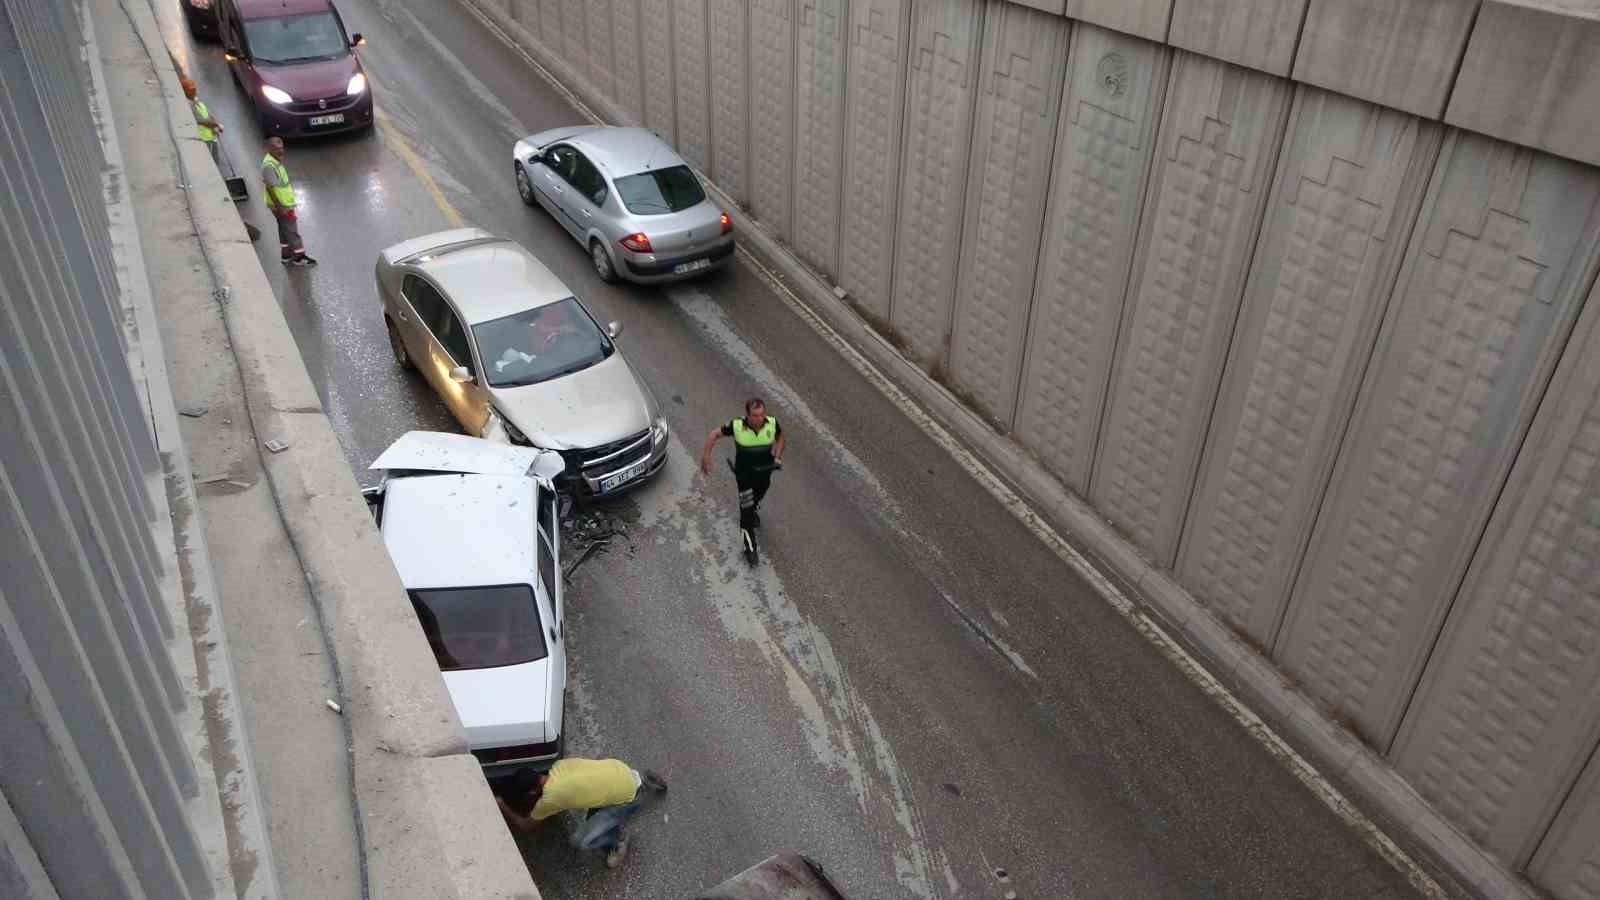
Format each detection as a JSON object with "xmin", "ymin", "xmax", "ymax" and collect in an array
[{"xmin": 165, "ymin": 3, "xmax": 1426, "ymax": 898}]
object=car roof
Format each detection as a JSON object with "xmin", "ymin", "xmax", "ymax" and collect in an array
[
  {"xmin": 418, "ymin": 240, "xmax": 573, "ymax": 325},
  {"xmin": 380, "ymin": 473, "xmax": 539, "ymax": 590},
  {"xmin": 237, "ymin": 0, "xmax": 335, "ymax": 18},
  {"xmin": 568, "ymin": 127, "xmax": 687, "ymax": 179}
]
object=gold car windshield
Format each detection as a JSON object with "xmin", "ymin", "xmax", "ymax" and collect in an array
[{"xmin": 473, "ymin": 297, "xmax": 613, "ymax": 388}]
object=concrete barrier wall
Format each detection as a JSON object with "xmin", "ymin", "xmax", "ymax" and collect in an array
[
  {"xmin": 455, "ymin": 0, "xmax": 1600, "ymax": 897},
  {"xmin": 0, "ymin": 1, "xmax": 211, "ymax": 897}
]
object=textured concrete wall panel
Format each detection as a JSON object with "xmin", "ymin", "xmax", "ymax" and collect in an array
[
  {"xmin": 1179, "ymin": 90, "xmax": 1439, "ymax": 643},
  {"xmin": 640, "ymin": 0, "xmax": 677, "ymax": 144},
  {"xmin": 672, "ymin": 0, "xmax": 711, "ymax": 168},
  {"xmin": 1391, "ymin": 277, "xmax": 1600, "ymax": 870},
  {"xmin": 584, "ymin": 0, "xmax": 615, "ymax": 103},
  {"xmin": 1293, "ymin": 0, "xmax": 1478, "ymax": 119},
  {"xmin": 610, "ymin": 0, "xmax": 646, "ymax": 125},
  {"xmin": 1013, "ymin": 26, "xmax": 1166, "ymax": 493},
  {"xmin": 1092, "ymin": 53, "xmax": 1291, "ymax": 564},
  {"xmin": 0, "ymin": 790, "xmax": 60, "ymax": 900},
  {"xmin": 838, "ymin": 0, "xmax": 911, "ymax": 320},
  {"xmin": 707, "ymin": 0, "xmax": 749, "ymax": 200},
  {"xmin": 1065, "ymin": 0, "xmax": 1173, "ymax": 42},
  {"xmin": 792, "ymin": 0, "xmax": 848, "ymax": 276},
  {"xmin": 1167, "ymin": 0, "xmax": 1308, "ymax": 77},
  {"xmin": 536, "ymin": 0, "xmax": 561, "ymax": 56},
  {"xmin": 1446, "ymin": 1, "xmax": 1600, "ymax": 169},
  {"xmin": 749, "ymin": 0, "xmax": 797, "ymax": 238},
  {"xmin": 948, "ymin": 4, "xmax": 1069, "ymax": 427},
  {"xmin": 887, "ymin": 0, "xmax": 983, "ymax": 368},
  {"xmin": 559, "ymin": 0, "xmax": 588, "ymax": 74},
  {"xmin": 1278, "ymin": 132, "xmax": 1600, "ymax": 747},
  {"xmin": 1532, "ymin": 747, "xmax": 1600, "ymax": 900},
  {"xmin": 0, "ymin": 441, "xmax": 194, "ymax": 899}
]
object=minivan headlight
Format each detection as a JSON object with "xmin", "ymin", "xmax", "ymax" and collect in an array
[
  {"xmin": 346, "ymin": 73, "xmax": 367, "ymax": 96},
  {"xmin": 260, "ymin": 84, "xmax": 292, "ymax": 105}
]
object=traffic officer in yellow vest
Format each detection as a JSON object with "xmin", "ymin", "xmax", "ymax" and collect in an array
[
  {"xmin": 180, "ymin": 79, "xmax": 223, "ymax": 166},
  {"xmin": 700, "ymin": 397, "xmax": 785, "ymax": 532},
  {"xmin": 261, "ymin": 137, "xmax": 317, "ymax": 266}
]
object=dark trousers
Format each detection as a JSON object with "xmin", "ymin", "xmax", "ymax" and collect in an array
[
  {"xmin": 274, "ymin": 211, "xmax": 304, "ymax": 259},
  {"xmin": 736, "ymin": 470, "xmax": 771, "ymax": 531}
]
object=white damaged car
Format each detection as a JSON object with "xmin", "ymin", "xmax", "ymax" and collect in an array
[{"xmin": 364, "ymin": 431, "xmax": 567, "ymax": 774}]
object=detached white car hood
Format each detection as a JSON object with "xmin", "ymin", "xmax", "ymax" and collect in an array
[{"xmin": 442, "ymin": 658, "xmax": 553, "ymax": 747}]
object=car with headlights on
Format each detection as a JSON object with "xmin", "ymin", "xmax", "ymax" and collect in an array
[
  {"xmin": 216, "ymin": 0, "xmax": 372, "ymax": 137},
  {"xmin": 375, "ymin": 228, "xmax": 670, "ymax": 496},
  {"xmin": 364, "ymin": 431, "xmax": 568, "ymax": 775},
  {"xmin": 513, "ymin": 126, "xmax": 735, "ymax": 284}
]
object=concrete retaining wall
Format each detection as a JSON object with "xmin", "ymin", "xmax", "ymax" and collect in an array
[{"xmin": 452, "ymin": 1, "xmax": 1600, "ymax": 898}]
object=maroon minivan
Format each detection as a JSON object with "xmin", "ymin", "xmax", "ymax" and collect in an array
[{"xmin": 217, "ymin": 0, "xmax": 373, "ymax": 138}]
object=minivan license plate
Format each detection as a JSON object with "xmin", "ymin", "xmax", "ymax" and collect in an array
[
  {"xmin": 309, "ymin": 114, "xmax": 345, "ymax": 127},
  {"xmin": 672, "ymin": 258, "xmax": 711, "ymax": 275},
  {"xmin": 599, "ymin": 460, "xmax": 647, "ymax": 493}
]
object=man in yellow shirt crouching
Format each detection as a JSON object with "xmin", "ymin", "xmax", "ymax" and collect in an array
[{"xmin": 496, "ymin": 757, "xmax": 668, "ymax": 868}]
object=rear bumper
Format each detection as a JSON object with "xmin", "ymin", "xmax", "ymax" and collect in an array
[{"xmin": 620, "ymin": 237, "xmax": 736, "ymax": 283}]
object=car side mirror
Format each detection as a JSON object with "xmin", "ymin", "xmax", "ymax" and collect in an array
[
  {"xmin": 449, "ymin": 366, "xmax": 475, "ymax": 384},
  {"xmin": 350, "ymin": 33, "xmax": 366, "ymax": 47},
  {"xmin": 606, "ymin": 321, "xmax": 623, "ymax": 340}
]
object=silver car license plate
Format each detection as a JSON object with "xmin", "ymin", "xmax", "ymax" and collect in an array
[
  {"xmin": 309, "ymin": 114, "xmax": 345, "ymax": 127},
  {"xmin": 599, "ymin": 459, "xmax": 648, "ymax": 493},
  {"xmin": 672, "ymin": 258, "xmax": 711, "ymax": 275}
]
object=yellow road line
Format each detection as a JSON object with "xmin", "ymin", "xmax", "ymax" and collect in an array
[{"xmin": 373, "ymin": 103, "xmax": 464, "ymax": 228}]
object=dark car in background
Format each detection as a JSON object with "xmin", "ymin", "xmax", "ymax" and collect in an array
[
  {"xmin": 180, "ymin": 0, "xmax": 220, "ymax": 40},
  {"xmin": 216, "ymin": 0, "xmax": 373, "ymax": 137}
]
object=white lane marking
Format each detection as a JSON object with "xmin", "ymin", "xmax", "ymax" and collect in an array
[
  {"xmin": 633, "ymin": 438, "xmax": 940, "ymax": 899},
  {"xmin": 668, "ymin": 285, "xmax": 1038, "ymax": 679},
  {"xmin": 731, "ymin": 249, "xmax": 1449, "ymax": 899}
]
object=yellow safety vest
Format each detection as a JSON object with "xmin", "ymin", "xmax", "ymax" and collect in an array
[
  {"xmin": 192, "ymin": 98, "xmax": 215, "ymax": 143},
  {"xmin": 261, "ymin": 155, "xmax": 296, "ymax": 209},
  {"xmin": 731, "ymin": 417, "xmax": 777, "ymax": 448}
]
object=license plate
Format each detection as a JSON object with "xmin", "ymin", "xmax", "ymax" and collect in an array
[
  {"xmin": 599, "ymin": 459, "xmax": 649, "ymax": 493},
  {"xmin": 308, "ymin": 114, "xmax": 345, "ymax": 127},
  {"xmin": 672, "ymin": 258, "xmax": 711, "ymax": 275}
]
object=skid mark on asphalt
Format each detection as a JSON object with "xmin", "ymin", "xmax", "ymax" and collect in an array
[
  {"xmin": 668, "ymin": 285, "xmax": 1039, "ymax": 681},
  {"xmin": 633, "ymin": 438, "xmax": 941, "ymax": 899}
]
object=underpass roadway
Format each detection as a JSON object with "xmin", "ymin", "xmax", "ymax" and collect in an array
[{"xmin": 159, "ymin": 1, "xmax": 1430, "ymax": 897}]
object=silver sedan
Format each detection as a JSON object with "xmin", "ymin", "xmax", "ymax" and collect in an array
[
  {"xmin": 374, "ymin": 228, "xmax": 670, "ymax": 497},
  {"xmin": 512, "ymin": 126, "xmax": 735, "ymax": 284}
]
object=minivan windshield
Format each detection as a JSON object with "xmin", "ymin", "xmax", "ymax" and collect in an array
[
  {"xmin": 615, "ymin": 165, "xmax": 705, "ymax": 215},
  {"xmin": 474, "ymin": 297, "xmax": 614, "ymax": 388},
  {"xmin": 410, "ymin": 585, "xmax": 546, "ymax": 671},
  {"xmin": 243, "ymin": 12, "xmax": 348, "ymax": 64}
]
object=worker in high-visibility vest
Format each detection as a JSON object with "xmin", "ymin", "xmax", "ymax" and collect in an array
[
  {"xmin": 261, "ymin": 137, "xmax": 317, "ymax": 266},
  {"xmin": 180, "ymin": 79, "xmax": 223, "ymax": 166}
]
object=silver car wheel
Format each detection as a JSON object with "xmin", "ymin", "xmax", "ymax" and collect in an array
[
  {"xmin": 515, "ymin": 163, "xmax": 535, "ymax": 207},
  {"xmin": 591, "ymin": 240, "xmax": 618, "ymax": 283}
]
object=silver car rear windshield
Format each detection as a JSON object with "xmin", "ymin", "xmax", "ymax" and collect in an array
[
  {"xmin": 616, "ymin": 165, "xmax": 706, "ymax": 215},
  {"xmin": 473, "ymin": 297, "xmax": 614, "ymax": 389},
  {"xmin": 410, "ymin": 585, "xmax": 547, "ymax": 671}
]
